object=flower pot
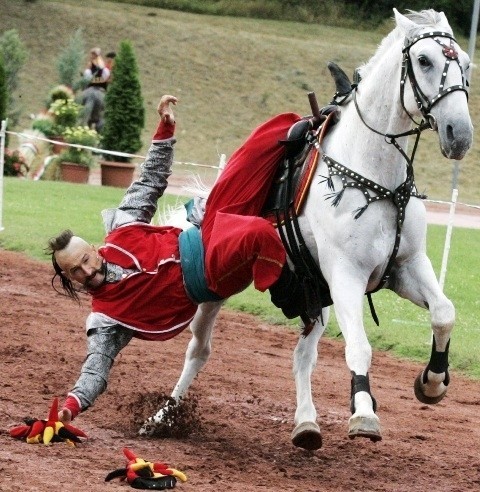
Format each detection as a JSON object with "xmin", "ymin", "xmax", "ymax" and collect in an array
[
  {"xmin": 51, "ymin": 136, "xmax": 66, "ymax": 155},
  {"xmin": 60, "ymin": 161, "xmax": 90, "ymax": 184},
  {"xmin": 100, "ymin": 160, "xmax": 136, "ymax": 188}
]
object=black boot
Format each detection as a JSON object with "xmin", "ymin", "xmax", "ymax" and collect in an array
[{"xmin": 269, "ymin": 265, "xmax": 306, "ymax": 319}]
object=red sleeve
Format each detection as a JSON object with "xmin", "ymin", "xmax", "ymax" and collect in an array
[
  {"xmin": 63, "ymin": 394, "xmax": 81, "ymax": 420},
  {"xmin": 152, "ymin": 119, "xmax": 176, "ymax": 141}
]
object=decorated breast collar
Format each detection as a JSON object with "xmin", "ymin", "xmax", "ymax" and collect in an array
[
  {"xmin": 321, "ymin": 153, "xmax": 426, "ymax": 226},
  {"xmin": 319, "ymin": 151, "xmax": 427, "ymax": 296}
]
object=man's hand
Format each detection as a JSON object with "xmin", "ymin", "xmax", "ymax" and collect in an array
[
  {"xmin": 58, "ymin": 408, "xmax": 72, "ymax": 425},
  {"xmin": 157, "ymin": 95, "xmax": 178, "ymax": 125}
]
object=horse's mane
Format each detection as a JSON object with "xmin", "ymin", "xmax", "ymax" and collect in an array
[{"xmin": 358, "ymin": 9, "xmax": 452, "ymax": 79}]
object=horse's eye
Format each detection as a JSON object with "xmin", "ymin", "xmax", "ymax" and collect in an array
[{"xmin": 418, "ymin": 55, "xmax": 431, "ymax": 68}]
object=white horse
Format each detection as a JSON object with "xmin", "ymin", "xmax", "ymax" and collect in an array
[{"xmin": 140, "ymin": 9, "xmax": 473, "ymax": 449}]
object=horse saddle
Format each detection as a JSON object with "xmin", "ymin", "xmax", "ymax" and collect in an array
[
  {"xmin": 261, "ymin": 106, "xmax": 340, "ymax": 322},
  {"xmin": 262, "ymin": 106, "xmax": 338, "ymax": 224}
]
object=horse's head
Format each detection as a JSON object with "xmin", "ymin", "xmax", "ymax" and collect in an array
[{"xmin": 394, "ymin": 9, "xmax": 473, "ymax": 160}]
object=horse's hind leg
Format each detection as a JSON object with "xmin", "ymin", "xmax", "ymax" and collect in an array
[
  {"xmin": 393, "ymin": 254, "xmax": 454, "ymax": 404},
  {"xmin": 138, "ymin": 300, "xmax": 223, "ymax": 436},
  {"xmin": 291, "ymin": 309, "xmax": 328, "ymax": 450}
]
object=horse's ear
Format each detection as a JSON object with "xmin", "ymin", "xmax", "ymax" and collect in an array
[
  {"xmin": 437, "ymin": 11, "xmax": 451, "ymax": 30},
  {"xmin": 393, "ymin": 8, "xmax": 418, "ymax": 36},
  {"xmin": 327, "ymin": 62, "xmax": 352, "ymax": 96}
]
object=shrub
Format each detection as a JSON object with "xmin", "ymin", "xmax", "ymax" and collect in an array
[
  {"xmin": 56, "ymin": 28, "xmax": 85, "ymax": 91},
  {"xmin": 0, "ymin": 29, "xmax": 27, "ymax": 127},
  {"xmin": 58, "ymin": 125, "xmax": 99, "ymax": 167},
  {"xmin": 63, "ymin": 125, "xmax": 99, "ymax": 147},
  {"xmin": 101, "ymin": 40, "xmax": 145, "ymax": 163},
  {"xmin": 46, "ymin": 84, "xmax": 75, "ymax": 109},
  {"xmin": 48, "ymin": 97, "xmax": 82, "ymax": 134},
  {"xmin": 3, "ymin": 148, "xmax": 29, "ymax": 177},
  {"xmin": 31, "ymin": 117, "xmax": 56, "ymax": 138}
]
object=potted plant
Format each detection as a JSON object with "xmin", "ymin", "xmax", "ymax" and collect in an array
[
  {"xmin": 58, "ymin": 125, "xmax": 99, "ymax": 183},
  {"xmin": 100, "ymin": 40, "xmax": 145, "ymax": 188},
  {"xmin": 31, "ymin": 116, "xmax": 56, "ymax": 139},
  {"xmin": 48, "ymin": 96, "xmax": 82, "ymax": 154}
]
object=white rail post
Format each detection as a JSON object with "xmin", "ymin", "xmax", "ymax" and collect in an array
[
  {"xmin": 438, "ymin": 188, "xmax": 458, "ymax": 291},
  {"xmin": 0, "ymin": 119, "xmax": 7, "ymax": 232},
  {"xmin": 216, "ymin": 153, "xmax": 226, "ymax": 180}
]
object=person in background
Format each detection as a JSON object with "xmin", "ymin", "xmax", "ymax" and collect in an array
[
  {"xmin": 80, "ymin": 47, "xmax": 110, "ymax": 131},
  {"xmin": 83, "ymin": 47, "xmax": 110, "ymax": 90}
]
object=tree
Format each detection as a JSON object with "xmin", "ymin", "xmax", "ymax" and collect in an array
[
  {"xmin": 0, "ymin": 29, "xmax": 27, "ymax": 127},
  {"xmin": 0, "ymin": 53, "xmax": 7, "ymax": 123},
  {"xmin": 56, "ymin": 28, "xmax": 85, "ymax": 91},
  {"xmin": 0, "ymin": 53, "xmax": 8, "ymax": 147},
  {"xmin": 101, "ymin": 40, "xmax": 145, "ymax": 163}
]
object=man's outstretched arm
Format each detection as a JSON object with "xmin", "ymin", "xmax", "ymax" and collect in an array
[{"xmin": 101, "ymin": 95, "xmax": 179, "ymax": 232}]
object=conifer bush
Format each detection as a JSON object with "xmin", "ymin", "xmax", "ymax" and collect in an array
[{"xmin": 101, "ymin": 40, "xmax": 145, "ymax": 163}]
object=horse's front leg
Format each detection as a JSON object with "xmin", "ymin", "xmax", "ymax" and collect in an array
[
  {"xmin": 392, "ymin": 253, "xmax": 454, "ymax": 404},
  {"xmin": 331, "ymin": 274, "xmax": 382, "ymax": 442},
  {"xmin": 138, "ymin": 300, "xmax": 223, "ymax": 436},
  {"xmin": 291, "ymin": 309, "xmax": 329, "ymax": 450}
]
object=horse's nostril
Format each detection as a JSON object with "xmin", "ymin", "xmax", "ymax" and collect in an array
[{"xmin": 446, "ymin": 124, "xmax": 454, "ymax": 142}]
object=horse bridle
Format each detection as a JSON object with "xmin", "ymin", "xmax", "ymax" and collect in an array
[
  {"xmin": 350, "ymin": 30, "xmax": 469, "ymax": 141},
  {"xmin": 400, "ymin": 31, "xmax": 469, "ymax": 130}
]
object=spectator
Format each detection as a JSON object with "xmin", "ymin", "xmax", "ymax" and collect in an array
[
  {"xmin": 80, "ymin": 47, "xmax": 110, "ymax": 131},
  {"xmin": 83, "ymin": 47, "xmax": 110, "ymax": 90}
]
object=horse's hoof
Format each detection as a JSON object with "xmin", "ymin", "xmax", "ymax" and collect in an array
[
  {"xmin": 291, "ymin": 421, "xmax": 322, "ymax": 450},
  {"xmin": 413, "ymin": 371, "xmax": 448, "ymax": 404},
  {"xmin": 348, "ymin": 415, "xmax": 382, "ymax": 442}
]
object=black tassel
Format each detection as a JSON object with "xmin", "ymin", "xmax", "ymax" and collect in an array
[
  {"xmin": 353, "ymin": 204, "xmax": 368, "ymax": 219},
  {"xmin": 319, "ymin": 174, "xmax": 335, "ymax": 191},
  {"xmin": 367, "ymin": 293, "xmax": 380, "ymax": 326},
  {"xmin": 329, "ymin": 188, "xmax": 345, "ymax": 207}
]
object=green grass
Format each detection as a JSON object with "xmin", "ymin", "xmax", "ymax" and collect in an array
[
  {"xmin": 0, "ymin": 177, "xmax": 186, "ymax": 259},
  {"xmin": 1, "ymin": 177, "xmax": 479, "ymax": 379}
]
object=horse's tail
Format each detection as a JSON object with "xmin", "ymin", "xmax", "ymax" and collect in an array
[{"xmin": 159, "ymin": 174, "xmax": 211, "ymax": 229}]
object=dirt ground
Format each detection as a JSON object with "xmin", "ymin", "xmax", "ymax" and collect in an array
[{"xmin": 1, "ymin": 249, "xmax": 480, "ymax": 492}]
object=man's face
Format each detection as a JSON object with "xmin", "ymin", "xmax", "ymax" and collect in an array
[{"xmin": 55, "ymin": 236, "xmax": 105, "ymax": 290}]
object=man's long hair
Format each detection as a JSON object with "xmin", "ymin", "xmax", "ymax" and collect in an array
[{"xmin": 45, "ymin": 229, "xmax": 81, "ymax": 302}]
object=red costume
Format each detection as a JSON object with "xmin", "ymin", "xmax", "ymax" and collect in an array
[
  {"xmin": 202, "ymin": 112, "xmax": 301, "ymax": 297},
  {"xmin": 60, "ymin": 108, "xmax": 302, "ymax": 420},
  {"xmin": 90, "ymin": 112, "xmax": 301, "ymax": 338},
  {"xmin": 93, "ymin": 224, "xmax": 196, "ymax": 341}
]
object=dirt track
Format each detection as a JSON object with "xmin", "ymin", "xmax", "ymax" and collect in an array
[{"xmin": 1, "ymin": 249, "xmax": 480, "ymax": 491}]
